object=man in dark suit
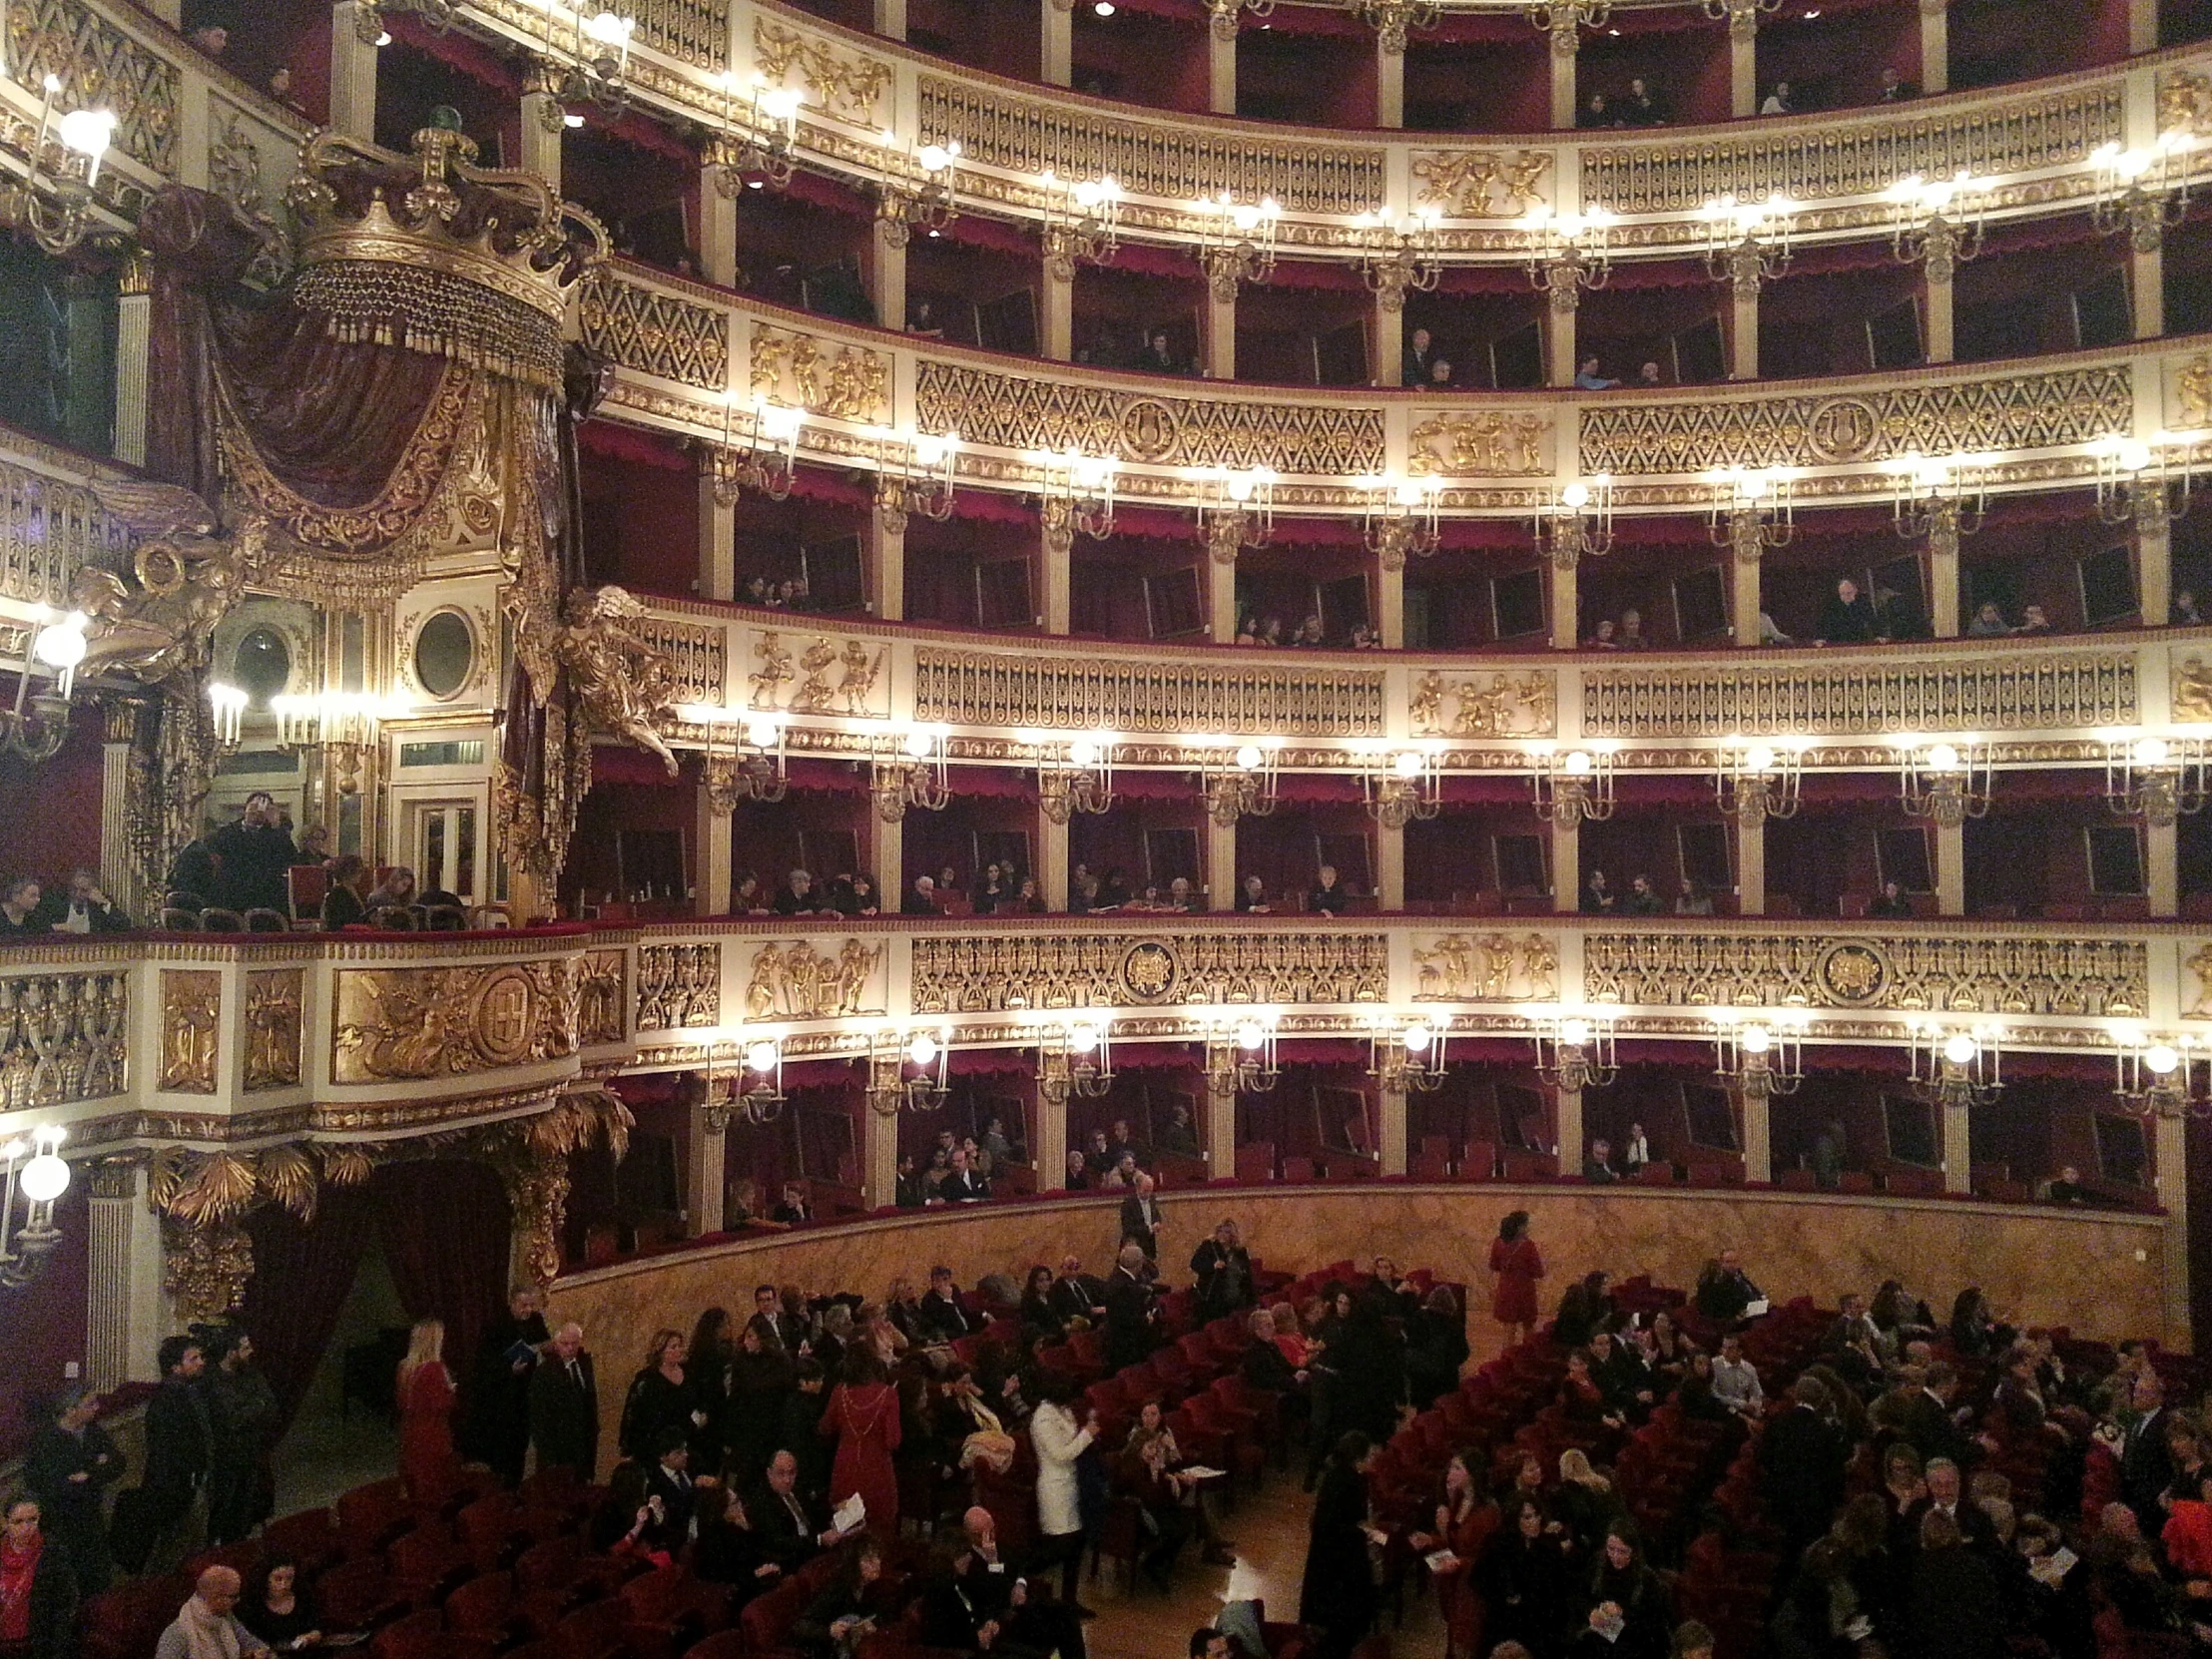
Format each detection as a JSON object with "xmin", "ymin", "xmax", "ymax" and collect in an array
[
  {"xmin": 1104, "ymin": 1244, "xmax": 1159, "ymax": 1371},
  {"xmin": 1118, "ymin": 1170, "xmax": 1164, "ymax": 1263},
  {"xmin": 918, "ymin": 1267, "xmax": 975, "ymax": 1342},
  {"xmin": 1908, "ymin": 1456, "xmax": 1995, "ymax": 1549},
  {"xmin": 1899, "ymin": 1363, "xmax": 1980, "ymax": 1470},
  {"xmin": 124, "ymin": 1336, "xmax": 215, "ymax": 1571},
  {"xmin": 643, "ymin": 1427, "xmax": 700, "ymax": 1539},
  {"xmin": 2119, "ymin": 1371, "xmax": 2174, "ymax": 1531},
  {"xmin": 1049, "ymin": 1256, "xmax": 1106, "ymax": 1327},
  {"xmin": 527, "ymin": 1323, "xmax": 600, "ymax": 1478},
  {"xmin": 1758, "ymin": 1376, "xmax": 1849, "ymax": 1558},
  {"xmin": 1694, "ymin": 1249, "xmax": 1765, "ymax": 1323},
  {"xmin": 752, "ymin": 1449, "xmax": 849, "ymax": 1568},
  {"xmin": 938, "ymin": 1148, "xmax": 991, "ymax": 1204}
]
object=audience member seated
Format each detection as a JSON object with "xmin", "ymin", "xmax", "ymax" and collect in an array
[
  {"xmin": 320, "ymin": 854, "xmax": 369, "ymax": 929},
  {"xmin": 1815, "ymin": 577, "xmax": 1879, "ymax": 644}
]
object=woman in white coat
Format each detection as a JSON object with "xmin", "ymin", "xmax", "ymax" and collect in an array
[{"xmin": 1029, "ymin": 1372, "xmax": 1100, "ymax": 1612}]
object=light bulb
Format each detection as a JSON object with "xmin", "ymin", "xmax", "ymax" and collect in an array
[
  {"xmin": 908, "ymin": 1032, "xmax": 939, "ymax": 1068},
  {"xmin": 1402, "ymin": 1022, "xmax": 1432, "ymax": 1054},
  {"xmin": 903, "ymin": 728, "xmax": 933, "ymax": 760},
  {"xmin": 1941, "ymin": 1032, "xmax": 1978, "ymax": 1066},
  {"xmin": 1564, "ymin": 750, "xmax": 1592, "ymax": 776},
  {"xmin": 745, "ymin": 1039, "xmax": 779, "ymax": 1073},
  {"xmin": 1561, "ymin": 482, "xmax": 1589, "ymax": 509},
  {"xmin": 1740, "ymin": 1024, "xmax": 1771, "ymax": 1054},
  {"xmin": 57, "ymin": 107, "xmax": 115, "ymax": 159},
  {"xmin": 0, "ymin": 1140, "xmax": 24, "ymax": 1164},
  {"xmin": 1068, "ymin": 1021, "xmax": 1099, "ymax": 1055},
  {"xmin": 2146, "ymin": 1042, "xmax": 2181, "ymax": 1075},
  {"xmin": 1560, "ymin": 1018, "xmax": 1591, "ymax": 1047},
  {"xmin": 1069, "ymin": 738, "xmax": 1099, "ymax": 768},
  {"xmin": 746, "ymin": 717, "xmax": 780, "ymax": 748},
  {"xmin": 1235, "ymin": 1019, "xmax": 1265, "ymax": 1051},
  {"xmin": 1744, "ymin": 745, "xmax": 1776, "ymax": 774},
  {"xmin": 2135, "ymin": 736, "xmax": 2170, "ymax": 766},
  {"xmin": 585, "ymin": 10, "xmax": 633, "ymax": 43},
  {"xmin": 1235, "ymin": 744, "xmax": 1263, "ymax": 772},
  {"xmin": 19, "ymin": 1152, "xmax": 69, "ymax": 1204},
  {"xmin": 1926, "ymin": 743, "xmax": 1960, "ymax": 772},
  {"xmin": 1392, "ymin": 750, "xmax": 1424, "ymax": 779},
  {"xmin": 31, "ymin": 614, "xmax": 87, "ymax": 670},
  {"xmin": 917, "ymin": 143, "xmax": 950, "ymax": 172}
]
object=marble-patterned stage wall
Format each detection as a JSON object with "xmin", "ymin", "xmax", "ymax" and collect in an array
[{"xmin": 549, "ymin": 1185, "xmax": 2172, "ymax": 1475}]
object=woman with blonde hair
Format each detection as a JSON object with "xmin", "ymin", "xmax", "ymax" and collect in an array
[
  {"xmin": 395, "ymin": 1319, "xmax": 455, "ymax": 1497},
  {"xmin": 619, "ymin": 1328, "xmax": 693, "ymax": 1463}
]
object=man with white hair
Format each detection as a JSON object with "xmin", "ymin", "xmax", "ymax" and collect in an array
[
  {"xmin": 1104, "ymin": 1243, "xmax": 1158, "ymax": 1370},
  {"xmin": 155, "ymin": 1564, "xmax": 270, "ymax": 1659},
  {"xmin": 527, "ymin": 1322, "xmax": 599, "ymax": 1478},
  {"xmin": 1118, "ymin": 1169, "xmax": 1164, "ymax": 1262}
]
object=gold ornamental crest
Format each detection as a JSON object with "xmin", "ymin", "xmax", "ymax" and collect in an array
[
  {"xmin": 1117, "ymin": 397, "xmax": 1182, "ymax": 463},
  {"xmin": 1119, "ymin": 940, "xmax": 1183, "ymax": 1005},
  {"xmin": 470, "ymin": 965, "xmax": 540, "ymax": 1066},
  {"xmin": 1805, "ymin": 396, "xmax": 1880, "ymax": 464},
  {"xmin": 1814, "ymin": 939, "xmax": 1891, "ymax": 1008}
]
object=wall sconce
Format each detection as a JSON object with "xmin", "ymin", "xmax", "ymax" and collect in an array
[
  {"xmin": 1525, "ymin": 0, "xmax": 1613, "ymax": 51},
  {"xmin": 1535, "ymin": 474, "xmax": 1613, "ymax": 568},
  {"xmin": 1352, "ymin": 0, "xmax": 1440, "ymax": 49},
  {"xmin": 2111, "ymin": 1027, "xmax": 2208, "ymax": 1120},
  {"xmin": 1705, "ymin": 466, "xmax": 1795, "ymax": 560},
  {"xmin": 867, "ymin": 1025, "xmax": 951, "ymax": 1115},
  {"xmin": 710, "ymin": 73, "xmax": 802, "ymax": 191},
  {"xmin": 1194, "ymin": 465, "xmax": 1276, "ymax": 560},
  {"xmin": 0, "ymin": 1126, "xmax": 70, "ymax": 1289},
  {"xmin": 1364, "ymin": 746, "xmax": 1440, "ymax": 830},
  {"xmin": 0, "ymin": 76, "xmax": 116, "ymax": 255},
  {"xmin": 1521, "ymin": 205, "xmax": 1615, "ymax": 304},
  {"xmin": 1530, "ymin": 744, "xmax": 1615, "ymax": 825},
  {"xmin": 1041, "ymin": 170, "xmax": 1122, "ymax": 272},
  {"xmin": 1205, "ymin": 1010, "xmax": 1280, "ymax": 1094},
  {"xmin": 1039, "ymin": 1014, "xmax": 1116, "ymax": 1104},
  {"xmin": 1714, "ymin": 736, "xmax": 1804, "ymax": 824},
  {"xmin": 1888, "ymin": 450, "xmax": 1988, "ymax": 542},
  {"xmin": 874, "ymin": 427, "xmax": 959, "ymax": 524},
  {"xmin": 1032, "ymin": 447, "xmax": 1117, "ymax": 544},
  {"xmin": 1712, "ymin": 1009, "xmax": 1806, "ymax": 1100},
  {"xmin": 207, "ymin": 682, "xmax": 248, "ymax": 749},
  {"xmin": 1533, "ymin": 1008, "xmax": 1617, "ymax": 1092},
  {"xmin": 537, "ymin": 4, "xmax": 636, "ymax": 123},
  {"xmin": 1353, "ymin": 207, "xmax": 1442, "ymax": 307},
  {"xmin": 1200, "ymin": 739, "xmax": 1280, "ymax": 825},
  {"xmin": 2089, "ymin": 134, "xmax": 2194, "ymax": 252},
  {"xmin": 871, "ymin": 725, "xmax": 950, "ymax": 820},
  {"xmin": 876, "ymin": 132, "xmax": 961, "ymax": 245},
  {"xmin": 689, "ymin": 706, "xmax": 789, "ymax": 807},
  {"xmin": 2, "ymin": 608, "xmax": 92, "ymax": 764},
  {"xmin": 1908, "ymin": 1019, "xmax": 2003, "ymax": 1110},
  {"xmin": 271, "ymin": 692, "xmax": 399, "ymax": 796},
  {"xmin": 1194, "ymin": 191, "xmax": 1282, "ymax": 294},
  {"xmin": 1698, "ymin": 192, "xmax": 1797, "ymax": 292},
  {"xmin": 1033, "ymin": 731, "xmax": 1116, "ymax": 823},
  {"xmin": 1887, "ymin": 170, "xmax": 1987, "ymax": 280},
  {"xmin": 2091, "ymin": 431, "xmax": 2200, "ymax": 527},
  {"xmin": 734, "ymin": 1034, "xmax": 786, "ymax": 1123},
  {"xmin": 711, "ymin": 397, "xmax": 804, "ymax": 504},
  {"xmin": 2102, "ymin": 732, "xmax": 2207, "ymax": 826},
  {"xmin": 1370, "ymin": 1012, "xmax": 1446, "ymax": 1092},
  {"xmin": 1895, "ymin": 736, "xmax": 1991, "ymax": 825},
  {"xmin": 1360, "ymin": 472, "xmax": 1439, "ymax": 568}
]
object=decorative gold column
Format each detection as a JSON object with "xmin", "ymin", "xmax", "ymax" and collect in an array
[
  {"xmin": 2148, "ymin": 818, "xmax": 2179, "ymax": 918},
  {"xmin": 2153, "ymin": 1112, "xmax": 2191, "ymax": 1351},
  {"xmin": 1206, "ymin": 816, "xmax": 1240, "ymax": 911},
  {"xmin": 1545, "ymin": 284, "xmax": 1578, "ymax": 388},
  {"xmin": 2138, "ymin": 495, "xmax": 2173, "ymax": 627},
  {"xmin": 1723, "ymin": 0, "xmax": 1759, "ymax": 117},
  {"xmin": 699, "ymin": 479, "xmax": 736, "ymax": 603},
  {"xmin": 1553, "ymin": 1085, "xmax": 1583, "ymax": 1174},
  {"xmin": 329, "ymin": 0, "xmax": 379, "ymax": 142},
  {"xmin": 866, "ymin": 211, "xmax": 910, "ymax": 335},
  {"xmin": 1548, "ymin": 15, "xmax": 1579, "ymax": 130},
  {"xmin": 1551, "ymin": 819, "xmax": 1579, "ymax": 912},
  {"xmin": 1378, "ymin": 1081, "xmax": 1409, "ymax": 1176},
  {"xmin": 1201, "ymin": 255, "xmax": 1240, "ymax": 380},
  {"xmin": 1928, "ymin": 505, "xmax": 1961, "ymax": 637},
  {"xmin": 1208, "ymin": 2, "xmax": 1239, "ymax": 113},
  {"xmin": 1919, "ymin": 0, "xmax": 1948, "ymax": 92},
  {"xmin": 1718, "ymin": 246, "xmax": 1763, "ymax": 381},
  {"xmin": 868, "ymin": 808, "xmax": 905, "ymax": 905},
  {"xmin": 1209, "ymin": 540, "xmax": 1239, "ymax": 643},
  {"xmin": 696, "ymin": 785, "xmax": 732, "ymax": 916},
  {"xmin": 1549, "ymin": 549, "xmax": 1579, "ymax": 650},
  {"xmin": 1940, "ymin": 1098, "xmax": 1971, "ymax": 1194},
  {"xmin": 1924, "ymin": 266, "xmax": 1955, "ymax": 364},
  {"xmin": 1935, "ymin": 819, "xmax": 1965, "ymax": 918},
  {"xmin": 870, "ymin": 500, "xmax": 908, "ymax": 623},
  {"xmin": 519, "ymin": 91, "xmax": 563, "ymax": 193},
  {"xmin": 1376, "ymin": 32, "xmax": 1405, "ymax": 128},
  {"xmin": 1038, "ymin": 809, "xmax": 1072, "ymax": 913},
  {"xmin": 88, "ymin": 1158, "xmax": 165, "ymax": 1387},
  {"xmin": 114, "ymin": 256, "xmax": 150, "ymax": 467},
  {"xmin": 99, "ymin": 702, "xmax": 140, "ymax": 917},
  {"xmin": 1041, "ymin": 508, "xmax": 1073, "ymax": 634},
  {"xmin": 1043, "ymin": 0, "xmax": 1073, "ymax": 85},
  {"xmin": 701, "ymin": 165, "xmax": 739, "ymax": 288},
  {"xmin": 1205, "ymin": 1077, "xmax": 1237, "ymax": 1179},
  {"xmin": 1737, "ymin": 1080, "xmax": 1773, "ymax": 1184},
  {"xmin": 1031, "ymin": 1072, "xmax": 1068, "ymax": 1192},
  {"xmin": 875, "ymin": 0, "xmax": 908, "ymax": 37},
  {"xmin": 685, "ymin": 1078, "xmax": 730, "ymax": 1234},
  {"xmin": 1376, "ymin": 818, "xmax": 1406, "ymax": 910},
  {"xmin": 1043, "ymin": 250, "xmax": 1075, "ymax": 361},
  {"xmin": 2132, "ymin": 246, "xmax": 2165, "ymax": 339},
  {"xmin": 1735, "ymin": 811, "xmax": 1766, "ymax": 916},
  {"xmin": 1377, "ymin": 556, "xmax": 1405, "ymax": 649},
  {"xmin": 1727, "ymin": 510, "xmax": 1765, "ymax": 648},
  {"xmin": 862, "ymin": 1074, "xmax": 900, "ymax": 1209},
  {"xmin": 2130, "ymin": 0, "xmax": 2159, "ymax": 54},
  {"xmin": 1375, "ymin": 293, "xmax": 1405, "ymax": 388}
]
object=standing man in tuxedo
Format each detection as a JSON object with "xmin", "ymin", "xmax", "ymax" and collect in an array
[
  {"xmin": 1758, "ymin": 1376, "xmax": 1849, "ymax": 1561},
  {"xmin": 2120, "ymin": 1371, "xmax": 2174, "ymax": 1532},
  {"xmin": 528, "ymin": 1323, "xmax": 600, "ymax": 1478},
  {"xmin": 1118, "ymin": 1170, "xmax": 1165, "ymax": 1264},
  {"xmin": 1104, "ymin": 1244, "xmax": 1159, "ymax": 1371}
]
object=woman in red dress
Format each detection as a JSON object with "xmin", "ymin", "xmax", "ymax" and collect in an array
[
  {"xmin": 1487, "ymin": 1210, "xmax": 1543, "ymax": 1347},
  {"xmin": 821, "ymin": 1349, "xmax": 902, "ymax": 1534},
  {"xmin": 396, "ymin": 1319, "xmax": 456, "ymax": 1499}
]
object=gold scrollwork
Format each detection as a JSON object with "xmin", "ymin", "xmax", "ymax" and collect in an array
[
  {"xmin": 750, "ymin": 322, "xmax": 889, "ymax": 423},
  {"xmin": 1585, "ymin": 931, "xmax": 2146, "ymax": 1017},
  {"xmin": 579, "ymin": 949, "xmax": 628, "ymax": 1046},
  {"xmin": 159, "ymin": 970, "xmax": 222, "ymax": 1094},
  {"xmin": 637, "ymin": 943, "xmax": 721, "ymax": 1030},
  {"xmin": 243, "ymin": 970, "xmax": 302, "ymax": 1093},
  {"xmin": 1407, "ymin": 412, "xmax": 1551, "ymax": 477},
  {"xmin": 1410, "ymin": 670, "xmax": 1556, "ymax": 737},
  {"xmin": 579, "ymin": 271, "xmax": 730, "ymax": 391},
  {"xmin": 1409, "ymin": 150, "xmax": 1551, "ymax": 219},
  {"xmin": 332, "ymin": 960, "xmax": 579, "ymax": 1083},
  {"xmin": 1412, "ymin": 934, "xmax": 1559, "ymax": 1001},
  {"xmin": 752, "ymin": 19, "xmax": 893, "ymax": 124},
  {"xmin": 913, "ymin": 648, "xmax": 1385, "ymax": 736},
  {"xmin": 910, "ymin": 931, "xmax": 1389, "ymax": 1014},
  {"xmin": 0, "ymin": 968, "xmax": 129, "ymax": 1107},
  {"xmin": 744, "ymin": 938, "xmax": 886, "ymax": 1019}
]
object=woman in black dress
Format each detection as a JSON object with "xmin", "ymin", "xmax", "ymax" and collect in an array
[
  {"xmin": 686, "ymin": 1307, "xmax": 734, "ymax": 1472},
  {"xmin": 1300, "ymin": 1431, "xmax": 1381, "ymax": 1659},
  {"xmin": 239, "ymin": 1555, "xmax": 325, "ymax": 1649},
  {"xmin": 727, "ymin": 1317, "xmax": 797, "ymax": 1491},
  {"xmin": 618, "ymin": 1329, "xmax": 695, "ymax": 1464},
  {"xmin": 1479, "ymin": 1497, "xmax": 1575, "ymax": 1656}
]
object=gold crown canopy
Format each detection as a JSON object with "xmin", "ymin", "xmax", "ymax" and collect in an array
[{"xmin": 282, "ymin": 118, "xmax": 608, "ymax": 391}]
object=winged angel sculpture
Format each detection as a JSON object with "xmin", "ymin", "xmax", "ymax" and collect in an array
[{"xmin": 553, "ymin": 584, "xmax": 683, "ymax": 775}]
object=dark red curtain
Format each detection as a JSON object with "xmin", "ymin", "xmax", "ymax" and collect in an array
[
  {"xmin": 240, "ymin": 1185, "xmax": 376, "ymax": 1434},
  {"xmin": 369, "ymin": 1161, "xmax": 512, "ymax": 1415}
]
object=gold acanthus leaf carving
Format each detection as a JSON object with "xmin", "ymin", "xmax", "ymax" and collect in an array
[
  {"xmin": 257, "ymin": 1143, "xmax": 320, "ymax": 1222},
  {"xmin": 522, "ymin": 1085, "xmax": 634, "ymax": 1164},
  {"xmin": 163, "ymin": 1218, "xmax": 254, "ymax": 1325},
  {"xmin": 1409, "ymin": 150, "xmax": 1551, "ymax": 219},
  {"xmin": 148, "ymin": 1148, "xmax": 263, "ymax": 1227},
  {"xmin": 1410, "ymin": 670, "xmax": 1556, "ymax": 737},
  {"xmin": 744, "ymin": 938, "xmax": 887, "ymax": 1020},
  {"xmin": 752, "ymin": 19, "xmax": 892, "ymax": 124},
  {"xmin": 1408, "ymin": 412, "xmax": 1551, "ymax": 477},
  {"xmin": 1413, "ymin": 934, "xmax": 1560, "ymax": 1002},
  {"xmin": 750, "ymin": 322, "xmax": 889, "ymax": 424}
]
